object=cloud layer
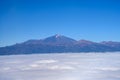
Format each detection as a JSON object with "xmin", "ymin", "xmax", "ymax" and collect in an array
[{"xmin": 0, "ymin": 52, "xmax": 120, "ymax": 80}]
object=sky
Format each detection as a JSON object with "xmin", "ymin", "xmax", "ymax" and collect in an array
[{"xmin": 0, "ymin": 0, "xmax": 120, "ymax": 47}]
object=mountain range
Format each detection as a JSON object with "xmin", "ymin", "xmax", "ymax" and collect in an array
[{"xmin": 0, "ymin": 34, "xmax": 120, "ymax": 55}]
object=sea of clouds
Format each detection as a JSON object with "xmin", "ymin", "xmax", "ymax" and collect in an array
[{"xmin": 0, "ymin": 52, "xmax": 120, "ymax": 80}]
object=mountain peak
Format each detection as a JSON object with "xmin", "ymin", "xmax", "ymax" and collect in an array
[
  {"xmin": 43, "ymin": 34, "xmax": 76, "ymax": 44},
  {"xmin": 55, "ymin": 34, "xmax": 62, "ymax": 38}
]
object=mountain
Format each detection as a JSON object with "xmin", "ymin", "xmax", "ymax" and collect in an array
[
  {"xmin": 43, "ymin": 34, "xmax": 77, "ymax": 45},
  {"xmin": 0, "ymin": 34, "xmax": 120, "ymax": 55}
]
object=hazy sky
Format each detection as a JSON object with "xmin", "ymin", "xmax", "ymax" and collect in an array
[{"xmin": 0, "ymin": 0, "xmax": 120, "ymax": 47}]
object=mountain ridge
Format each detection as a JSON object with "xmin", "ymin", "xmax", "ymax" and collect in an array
[{"xmin": 0, "ymin": 34, "xmax": 120, "ymax": 55}]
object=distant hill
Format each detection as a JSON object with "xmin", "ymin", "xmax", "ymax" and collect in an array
[{"xmin": 0, "ymin": 34, "xmax": 120, "ymax": 55}]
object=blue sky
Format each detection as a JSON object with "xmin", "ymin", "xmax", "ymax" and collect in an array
[{"xmin": 0, "ymin": 0, "xmax": 120, "ymax": 47}]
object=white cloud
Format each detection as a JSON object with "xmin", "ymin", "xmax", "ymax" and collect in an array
[
  {"xmin": 29, "ymin": 64, "xmax": 40, "ymax": 68},
  {"xmin": 3, "ymin": 67, "xmax": 11, "ymax": 71},
  {"xmin": 6, "ymin": 61, "xmax": 21, "ymax": 64},
  {"xmin": 34, "ymin": 59, "xmax": 58, "ymax": 64},
  {"xmin": 23, "ymin": 63, "xmax": 75, "ymax": 71},
  {"xmin": 1, "ymin": 52, "xmax": 120, "ymax": 80},
  {"xmin": 48, "ymin": 65, "xmax": 75, "ymax": 70},
  {"xmin": 20, "ymin": 67, "xmax": 31, "ymax": 70},
  {"xmin": 96, "ymin": 67, "xmax": 120, "ymax": 71}
]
